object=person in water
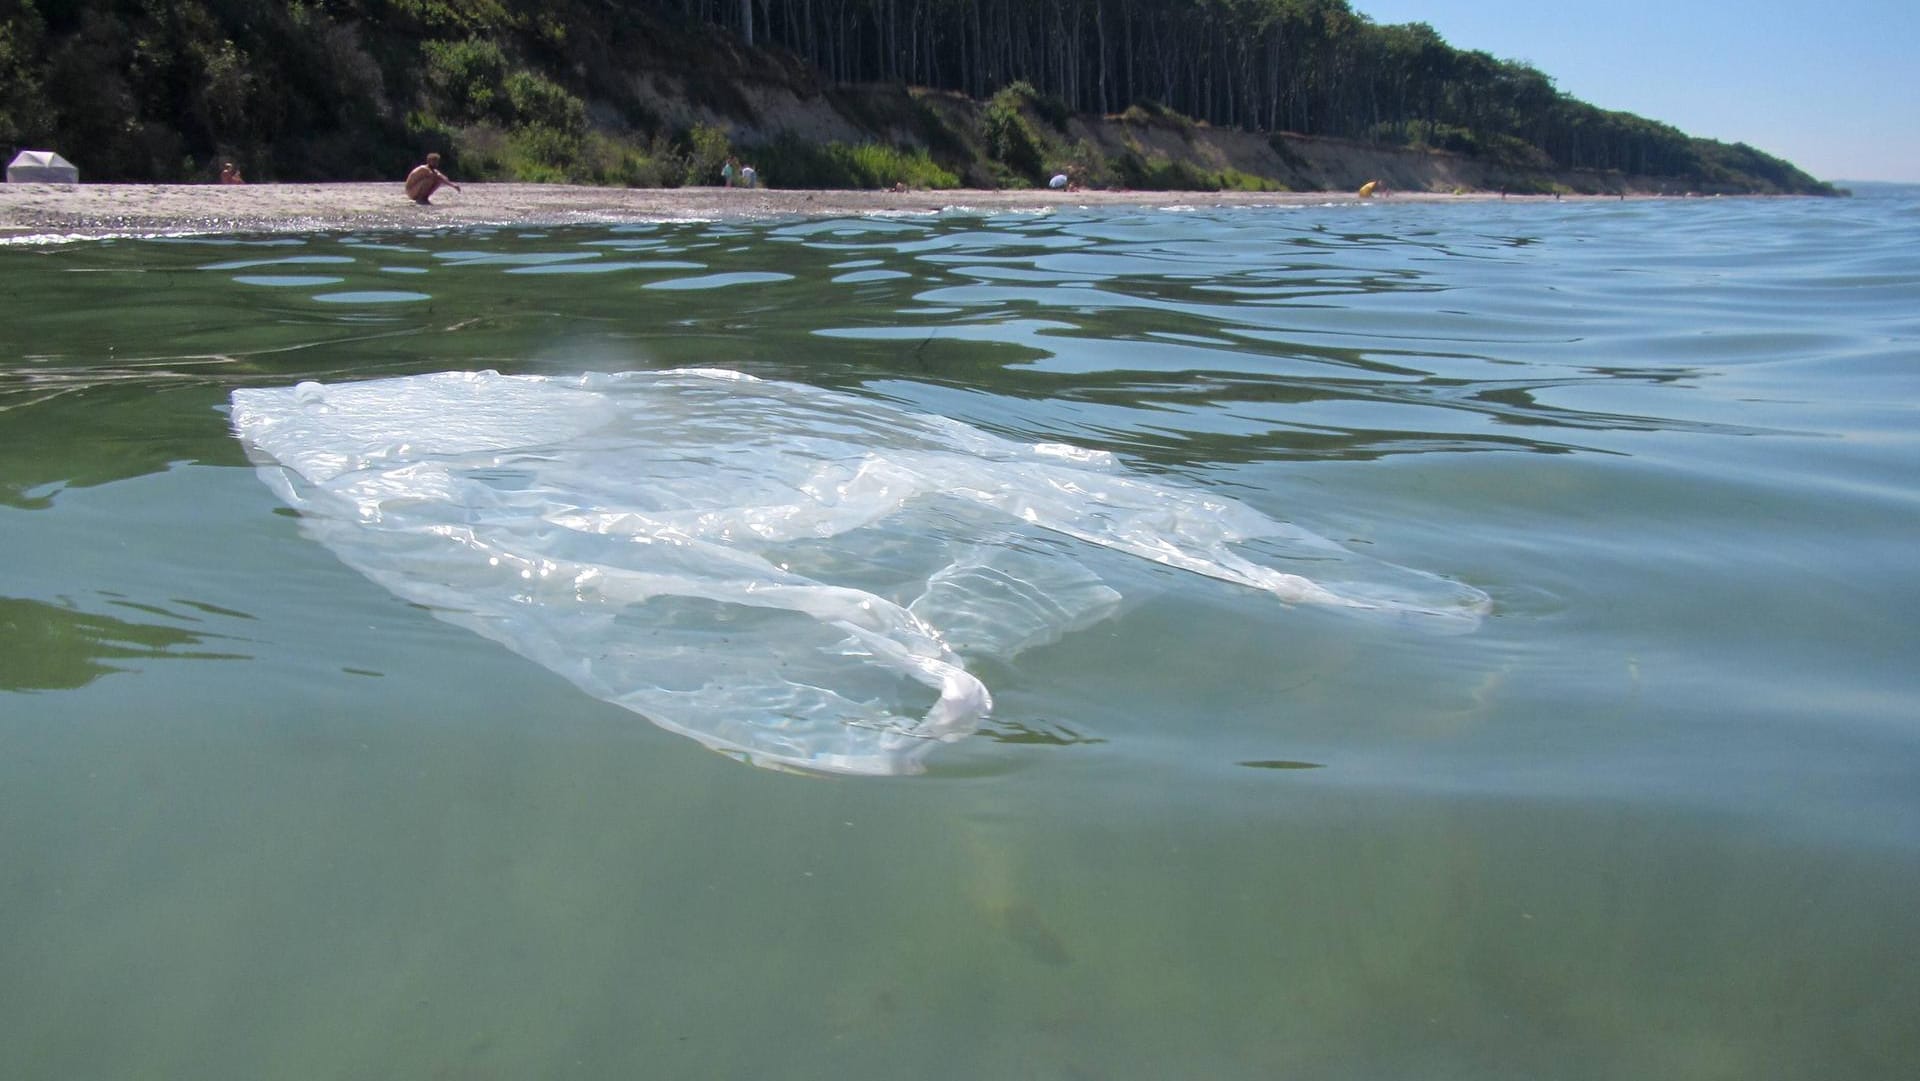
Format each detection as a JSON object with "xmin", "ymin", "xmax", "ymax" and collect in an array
[{"xmin": 405, "ymin": 153, "xmax": 460, "ymax": 205}]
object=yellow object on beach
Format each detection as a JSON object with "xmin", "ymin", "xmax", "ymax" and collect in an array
[{"xmin": 1357, "ymin": 180, "xmax": 1378, "ymax": 198}]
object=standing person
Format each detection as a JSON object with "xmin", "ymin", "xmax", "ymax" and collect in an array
[
  {"xmin": 219, "ymin": 162, "xmax": 245, "ymax": 184},
  {"xmin": 405, "ymin": 152, "xmax": 460, "ymax": 205},
  {"xmin": 721, "ymin": 157, "xmax": 738, "ymax": 187}
]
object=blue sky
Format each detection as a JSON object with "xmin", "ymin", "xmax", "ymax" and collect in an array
[{"xmin": 1353, "ymin": 0, "xmax": 1920, "ymax": 182}]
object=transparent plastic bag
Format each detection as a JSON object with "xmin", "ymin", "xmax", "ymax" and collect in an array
[{"xmin": 232, "ymin": 369, "xmax": 1486, "ymax": 774}]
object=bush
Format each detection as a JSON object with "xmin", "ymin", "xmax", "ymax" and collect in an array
[
  {"xmin": 1031, "ymin": 93, "xmax": 1072, "ymax": 133},
  {"xmin": 835, "ymin": 142, "xmax": 958, "ymax": 189},
  {"xmin": 1216, "ymin": 168, "xmax": 1279, "ymax": 192},
  {"xmin": 446, "ymin": 123, "xmax": 681, "ymax": 186},
  {"xmin": 508, "ymin": 123, "xmax": 580, "ymax": 177},
  {"xmin": 747, "ymin": 133, "xmax": 959, "ymax": 190},
  {"xmin": 682, "ymin": 122, "xmax": 731, "ymax": 185},
  {"xmin": 1, "ymin": 9, "xmax": 54, "ymax": 146},
  {"xmin": 984, "ymin": 83, "xmax": 1046, "ymax": 181},
  {"xmin": 386, "ymin": 0, "xmax": 516, "ymax": 36},
  {"xmin": 405, "ymin": 109, "xmax": 459, "ymax": 155},
  {"xmin": 908, "ymin": 97, "xmax": 962, "ymax": 158},
  {"xmin": 559, "ymin": 132, "xmax": 680, "ymax": 187},
  {"xmin": 1113, "ymin": 151, "xmax": 1219, "ymax": 191},
  {"xmin": 503, "ymin": 69, "xmax": 586, "ymax": 135},
  {"xmin": 1119, "ymin": 99, "xmax": 1194, "ymax": 141},
  {"xmin": 586, "ymin": 134, "xmax": 679, "ymax": 188},
  {"xmin": 1054, "ymin": 139, "xmax": 1115, "ymax": 189},
  {"xmin": 422, "ymin": 37, "xmax": 508, "ymax": 124}
]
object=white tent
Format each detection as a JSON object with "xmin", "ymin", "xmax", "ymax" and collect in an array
[{"xmin": 6, "ymin": 150, "xmax": 79, "ymax": 184}]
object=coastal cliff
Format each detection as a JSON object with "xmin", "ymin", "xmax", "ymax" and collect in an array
[{"xmin": 0, "ymin": 1, "xmax": 1834, "ymax": 196}]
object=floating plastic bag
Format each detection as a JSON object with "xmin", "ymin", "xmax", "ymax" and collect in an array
[{"xmin": 231, "ymin": 369, "xmax": 1486, "ymax": 774}]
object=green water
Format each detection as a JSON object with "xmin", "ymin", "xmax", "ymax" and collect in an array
[{"xmin": 3, "ymin": 195, "xmax": 1917, "ymax": 1079}]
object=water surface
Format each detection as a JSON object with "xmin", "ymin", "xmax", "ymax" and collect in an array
[{"xmin": 3, "ymin": 191, "xmax": 1917, "ymax": 1079}]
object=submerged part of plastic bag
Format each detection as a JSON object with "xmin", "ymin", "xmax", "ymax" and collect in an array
[{"xmin": 231, "ymin": 369, "xmax": 1487, "ymax": 774}]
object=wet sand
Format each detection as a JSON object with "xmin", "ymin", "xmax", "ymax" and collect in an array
[{"xmin": 0, "ymin": 181, "xmax": 1564, "ymax": 240}]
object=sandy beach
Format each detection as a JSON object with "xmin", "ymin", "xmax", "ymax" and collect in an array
[{"xmin": 0, "ymin": 181, "xmax": 1562, "ymax": 240}]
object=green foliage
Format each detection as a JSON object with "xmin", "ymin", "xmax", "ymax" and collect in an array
[
  {"xmin": 1494, "ymin": 175, "xmax": 1558, "ymax": 196},
  {"xmin": 1693, "ymin": 140, "xmax": 1834, "ymax": 194},
  {"xmin": 1215, "ymin": 168, "xmax": 1281, "ymax": 192},
  {"xmin": 422, "ymin": 37, "xmax": 588, "ymax": 161},
  {"xmin": 682, "ymin": 123, "xmax": 732, "ymax": 186},
  {"xmin": 746, "ymin": 134, "xmax": 959, "ymax": 190},
  {"xmin": 1123, "ymin": 99, "xmax": 1177, "ymax": 121},
  {"xmin": 1026, "ymin": 89, "xmax": 1073, "ymax": 134},
  {"xmin": 984, "ymin": 83, "xmax": 1046, "ymax": 181},
  {"xmin": 507, "ymin": 124, "xmax": 581, "ymax": 178},
  {"xmin": 1114, "ymin": 151, "xmax": 1217, "ymax": 192},
  {"xmin": 840, "ymin": 143, "xmax": 959, "ymax": 189},
  {"xmin": 381, "ymin": 0, "xmax": 516, "ymax": 36},
  {"xmin": 1108, "ymin": 152, "xmax": 1274, "ymax": 193},
  {"xmin": 911, "ymin": 97, "xmax": 969, "ymax": 163},
  {"xmin": 532, "ymin": 13, "xmax": 567, "ymax": 49},
  {"xmin": 0, "ymin": 5, "xmax": 53, "ymax": 146},
  {"xmin": 1118, "ymin": 100, "xmax": 1196, "ymax": 142},
  {"xmin": 1056, "ymin": 139, "xmax": 1109, "ymax": 188},
  {"xmin": 452, "ymin": 123, "xmax": 682, "ymax": 187},
  {"xmin": 406, "ymin": 110, "xmax": 457, "ymax": 147},
  {"xmin": 587, "ymin": 134, "xmax": 681, "ymax": 188},
  {"xmin": 503, "ymin": 70, "xmax": 587, "ymax": 135},
  {"xmin": 423, "ymin": 38, "xmax": 508, "ymax": 124},
  {"xmin": 191, "ymin": 38, "xmax": 256, "ymax": 134}
]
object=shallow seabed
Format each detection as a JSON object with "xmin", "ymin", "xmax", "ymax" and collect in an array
[{"xmin": 3, "ymin": 191, "xmax": 1917, "ymax": 1079}]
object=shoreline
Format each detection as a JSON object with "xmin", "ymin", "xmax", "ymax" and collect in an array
[{"xmin": 0, "ymin": 181, "xmax": 1654, "ymax": 240}]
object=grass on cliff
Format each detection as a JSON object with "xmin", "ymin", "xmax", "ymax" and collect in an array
[{"xmin": 738, "ymin": 135, "xmax": 958, "ymax": 190}]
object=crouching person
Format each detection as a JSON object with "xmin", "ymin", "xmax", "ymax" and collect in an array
[{"xmin": 405, "ymin": 153, "xmax": 460, "ymax": 205}]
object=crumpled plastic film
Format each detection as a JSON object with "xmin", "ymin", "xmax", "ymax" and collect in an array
[{"xmin": 231, "ymin": 369, "xmax": 1487, "ymax": 774}]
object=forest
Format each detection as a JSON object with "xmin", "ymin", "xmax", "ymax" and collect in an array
[{"xmin": 0, "ymin": 0, "xmax": 1834, "ymax": 194}]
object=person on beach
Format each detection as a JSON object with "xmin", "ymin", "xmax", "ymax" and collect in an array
[
  {"xmin": 219, "ymin": 162, "xmax": 245, "ymax": 184},
  {"xmin": 741, "ymin": 163, "xmax": 757, "ymax": 188},
  {"xmin": 405, "ymin": 153, "xmax": 460, "ymax": 205},
  {"xmin": 721, "ymin": 157, "xmax": 738, "ymax": 187}
]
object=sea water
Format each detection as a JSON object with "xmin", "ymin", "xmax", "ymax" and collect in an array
[{"xmin": 2, "ymin": 189, "xmax": 1917, "ymax": 1079}]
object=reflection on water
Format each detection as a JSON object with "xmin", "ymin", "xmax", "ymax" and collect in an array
[
  {"xmin": 981, "ymin": 719, "xmax": 1109, "ymax": 747},
  {"xmin": 0, "ymin": 375, "xmax": 257, "ymax": 507},
  {"xmin": 2, "ymin": 195, "xmax": 1918, "ymax": 1078},
  {"xmin": 0, "ymin": 594, "xmax": 250, "ymax": 691}
]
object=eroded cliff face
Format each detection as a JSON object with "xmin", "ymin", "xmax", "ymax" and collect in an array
[
  {"xmin": 1102, "ymin": 121, "xmax": 1743, "ymax": 195},
  {"xmin": 622, "ymin": 66, "xmax": 1716, "ymax": 195}
]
